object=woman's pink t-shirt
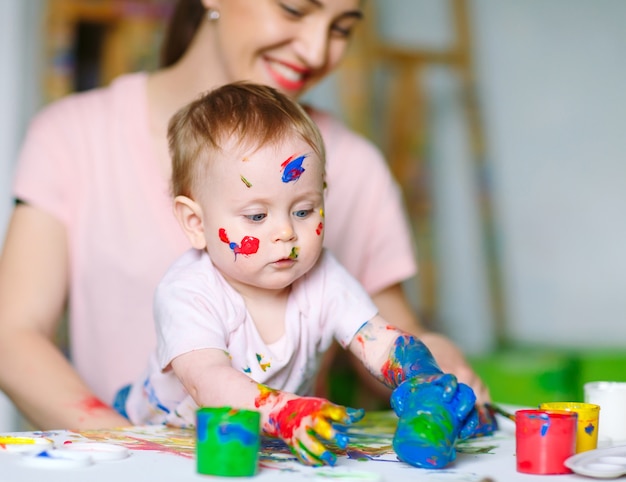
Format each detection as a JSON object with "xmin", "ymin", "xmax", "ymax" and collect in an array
[{"xmin": 12, "ymin": 73, "xmax": 417, "ymax": 405}]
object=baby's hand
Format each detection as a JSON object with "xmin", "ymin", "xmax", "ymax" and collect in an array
[
  {"xmin": 392, "ymin": 374, "xmax": 479, "ymax": 438},
  {"xmin": 471, "ymin": 403, "xmax": 498, "ymax": 437},
  {"xmin": 391, "ymin": 373, "xmax": 460, "ymax": 411},
  {"xmin": 390, "ymin": 374, "xmax": 479, "ymax": 468},
  {"xmin": 266, "ymin": 397, "xmax": 364, "ymax": 466}
]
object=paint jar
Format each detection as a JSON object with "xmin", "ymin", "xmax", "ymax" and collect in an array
[
  {"xmin": 196, "ymin": 406, "xmax": 261, "ymax": 477},
  {"xmin": 584, "ymin": 381, "xmax": 626, "ymax": 446},
  {"xmin": 515, "ymin": 409, "xmax": 577, "ymax": 474},
  {"xmin": 539, "ymin": 402, "xmax": 600, "ymax": 453}
]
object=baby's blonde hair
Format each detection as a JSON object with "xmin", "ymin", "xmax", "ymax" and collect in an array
[{"xmin": 168, "ymin": 82, "xmax": 326, "ymax": 199}]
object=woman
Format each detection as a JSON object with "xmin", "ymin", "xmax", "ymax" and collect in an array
[{"xmin": 0, "ymin": 0, "xmax": 487, "ymax": 430}]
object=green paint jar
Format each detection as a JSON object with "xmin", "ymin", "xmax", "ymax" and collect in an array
[{"xmin": 196, "ymin": 406, "xmax": 261, "ymax": 477}]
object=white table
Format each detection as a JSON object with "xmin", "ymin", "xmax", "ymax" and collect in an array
[{"xmin": 0, "ymin": 411, "xmax": 602, "ymax": 481}]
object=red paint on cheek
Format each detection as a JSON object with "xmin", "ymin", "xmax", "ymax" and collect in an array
[
  {"xmin": 316, "ymin": 222, "xmax": 324, "ymax": 236},
  {"xmin": 219, "ymin": 228, "xmax": 259, "ymax": 258},
  {"xmin": 234, "ymin": 236, "xmax": 259, "ymax": 255},
  {"xmin": 270, "ymin": 398, "xmax": 325, "ymax": 439},
  {"xmin": 219, "ymin": 228, "xmax": 230, "ymax": 244}
]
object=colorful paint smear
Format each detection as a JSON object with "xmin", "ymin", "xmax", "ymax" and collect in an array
[
  {"xmin": 31, "ymin": 411, "xmax": 497, "ymax": 477},
  {"xmin": 265, "ymin": 397, "xmax": 364, "ymax": 466},
  {"xmin": 316, "ymin": 222, "xmax": 324, "ymax": 236},
  {"xmin": 379, "ymin": 335, "xmax": 442, "ymax": 388},
  {"xmin": 256, "ymin": 353, "xmax": 271, "ymax": 372},
  {"xmin": 281, "ymin": 155, "xmax": 306, "ymax": 183},
  {"xmin": 240, "ymin": 175, "xmax": 252, "ymax": 188},
  {"xmin": 289, "ymin": 247, "xmax": 300, "ymax": 259},
  {"xmin": 255, "ymin": 384, "xmax": 278, "ymax": 408},
  {"xmin": 219, "ymin": 228, "xmax": 260, "ymax": 259}
]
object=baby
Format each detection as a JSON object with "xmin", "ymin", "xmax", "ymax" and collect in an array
[{"xmin": 119, "ymin": 82, "xmax": 479, "ymax": 466}]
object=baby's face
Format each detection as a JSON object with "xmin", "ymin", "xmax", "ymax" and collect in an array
[{"xmin": 200, "ymin": 135, "xmax": 325, "ymax": 295}]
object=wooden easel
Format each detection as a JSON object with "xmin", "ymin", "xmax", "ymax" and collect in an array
[{"xmin": 338, "ymin": 0, "xmax": 506, "ymax": 344}]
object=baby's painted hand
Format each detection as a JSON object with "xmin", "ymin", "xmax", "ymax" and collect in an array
[
  {"xmin": 472, "ymin": 403, "xmax": 498, "ymax": 437},
  {"xmin": 266, "ymin": 397, "xmax": 364, "ymax": 466},
  {"xmin": 390, "ymin": 374, "xmax": 478, "ymax": 468}
]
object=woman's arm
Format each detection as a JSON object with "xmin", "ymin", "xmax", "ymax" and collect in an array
[
  {"xmin": 171, "ymin": 347, "xmax": 363, "ymax": 466},
  {"xmin": 0, "ymin": 205, "xmax": 128, "ymax": 429}
]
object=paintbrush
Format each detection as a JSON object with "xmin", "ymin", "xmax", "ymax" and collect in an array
[{"xmin": 485, "ymin": 403, "xmax": 516, "ymax": 422}]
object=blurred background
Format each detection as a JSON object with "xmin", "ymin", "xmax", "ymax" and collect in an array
[{"xmin": 1, "ymin": 0, "xmax": 625, "ymax": 429}]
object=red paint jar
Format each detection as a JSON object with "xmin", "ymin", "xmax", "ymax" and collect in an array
[{"xmin": 516, "ymin": 409, "xmax": 577, "ymax": 474}]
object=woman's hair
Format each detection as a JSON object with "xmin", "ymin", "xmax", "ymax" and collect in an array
[
  {"xmin": 168, "ymin": 82, "xmax": 326, "ymax": 199},
  {"xmin": 160, "ymin": 0, "xmax": 205, "ymax": 67}
]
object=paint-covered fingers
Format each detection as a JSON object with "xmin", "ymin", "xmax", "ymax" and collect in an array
[
  {"xmin": 450, "ymin": 383, "xmax": 481, "ymax": 440},
  {"xmin": 311, "ymin": 403, "xmax": 364, "ymax": 449},
  {"xmin": 310, "ymin": 415, "xmax": 351, "ymax": 450},
  {"xmin": 290, "ymin": 429, "xmax": 337, "ymax": 466},
  {"xmin": 390, "ymin": 374, "xmax": 458, "ymax": 416},
  {"xmin": 320, "ymin": 403, "xmax": 365, "ymax": 426},
  {"xmin": 266, "ymin": 396, "xmax": 364, "ymax": 466},
  {"xmin": 469, "ymin": 403, "xmax": 498, "ymax": 438},
  {"xmin": 429, "ymin": 373, "xmax": 460, "ymax": 402}
]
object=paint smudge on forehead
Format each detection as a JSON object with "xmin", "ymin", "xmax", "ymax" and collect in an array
[
  {"xmin": 219, "ymin": 228, "xmax": 260, "ymax": 260},
  {"xmin": 281, "ymin": 154, "xmax": 306, "ymax": 183},
  {"xmin": 240, "ymin": 175, "xmax": 252, "ymax": 188}
]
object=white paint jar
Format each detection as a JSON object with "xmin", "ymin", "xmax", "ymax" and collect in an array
[{"xmin": 584, "ymin": 381, "xmax": 626, "ymax": 446}]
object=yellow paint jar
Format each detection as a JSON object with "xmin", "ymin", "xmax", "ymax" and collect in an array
[{"xmin": 539, "ymin": 402, "xmax": 600, "ymax": 453}]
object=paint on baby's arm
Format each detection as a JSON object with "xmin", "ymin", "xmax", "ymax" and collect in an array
[{"xmin": 254, "ymin": 384, "xmax": 280, "ymax": 408}]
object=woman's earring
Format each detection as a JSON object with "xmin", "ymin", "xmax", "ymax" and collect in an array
[{"xmin": 207, "ymin": 9, "xmax": 220, "ymax": 21}]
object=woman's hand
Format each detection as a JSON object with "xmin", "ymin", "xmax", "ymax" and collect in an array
[{"xmin": 265, "ymin": 397, "xmax": 364, "ymax": 466}]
